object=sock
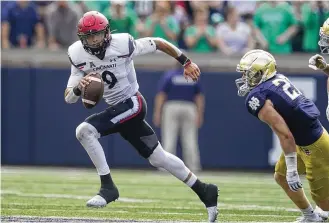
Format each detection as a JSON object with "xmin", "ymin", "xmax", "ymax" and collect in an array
[
  {"xmin": 100, "ymin": 173, "xmax": 115, "ymax": 188},
  {"xmin": 76, "ymin": 122, "xmax": 110, "ymax": 175},
  {"xmin": 191, "ymin": 179, "xmax": 206, "ymax": 198},
  {"xmin": 148, "ymin": 143, "xmax": 197, "ymax": 186},
  {"xmin": 301, "ymin": 205, "xmax": 314, "ymax": 216}
]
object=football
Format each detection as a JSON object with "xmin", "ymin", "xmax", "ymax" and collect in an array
[{"xmin": 82, "ymin": 72, "xmax": 104, "ymax": 109}]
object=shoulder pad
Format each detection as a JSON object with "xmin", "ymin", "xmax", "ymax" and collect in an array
[{"xmin": 67, "ymin": 41, "xmax": 84, "ymax": 65}]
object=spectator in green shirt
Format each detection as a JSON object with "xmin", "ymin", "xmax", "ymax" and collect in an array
[
  {"xmin": 73, "ymin": 1, "xmax": 109, "ymax": 14},
  {"xmin": 253, "ymin": 2, "xmax": 298, "ymax": 54},
  {"xmin": 102, "ymin": 0, "xmax": 139, "ymax": 38},
  {"xmin": 301, "ymin": 1, "xmax": 329, "ymax": 52},
  {"xmin": 184, "ymin": 6, "xmax": 218, "ymax": 53},
  {"xmin": 143, "ymin": 1, "xmax": 179, "ymax": 45}
]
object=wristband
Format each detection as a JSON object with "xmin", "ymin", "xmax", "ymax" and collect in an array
[
  {"xmin": 176, "ymin": 53, "xmax": 191, "ymax": 67},
  {"xmin": 284, "ymin": 152, "xmax": 297, "ymax": 172},
  {"xmin": 183, "ymin": 59, "xmax": 191, "ymax": 68},
  {"xmin": 73, "ymin": 86, "xmax": 82, "ymax": 96}
]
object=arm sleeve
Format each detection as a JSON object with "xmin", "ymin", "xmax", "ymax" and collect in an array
[{"xmin": 245, "ymin": 90, "xmax": 267, "ymax": 118}]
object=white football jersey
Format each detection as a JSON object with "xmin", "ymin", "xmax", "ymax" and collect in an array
[{"xmin": 67, "ymin": 33, "xmax": 156, "ymax": 106}]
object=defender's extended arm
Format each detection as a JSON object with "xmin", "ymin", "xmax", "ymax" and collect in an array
[{"xmin": 258, "ymin": 99, "xmax": 302, "ymax": 192}]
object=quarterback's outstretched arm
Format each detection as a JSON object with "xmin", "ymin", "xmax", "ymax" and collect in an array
[
  {"xmin": 152, "ymin": 38, "xmax": 190, "ymax": 66},
  {"xmin": 133, "ymin": 36, "xmax": 200, "ymax": 81},
  {"xmin": 133, "ymin": 37, "xmax": 191, "ymax": 67}
]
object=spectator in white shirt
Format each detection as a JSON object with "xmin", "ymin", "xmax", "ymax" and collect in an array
[
  {"xmin": 227, "ymin": 1, "xmax": 257, "ymax": 18},
  {"xmin": 216, "ymin": 6, "xmax": 254, "ymax": 56}
]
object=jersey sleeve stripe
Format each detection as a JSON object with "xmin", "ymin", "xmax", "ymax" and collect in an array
[{"xmin": 128, "ymin": 35, "xmax": 136, "ymax": 57}]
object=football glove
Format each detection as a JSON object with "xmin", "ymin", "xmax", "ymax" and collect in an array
[
  {"xmin": 309, "ymin": 54, "xmax": 327, "ymax": 70},
  {"xmin": 286, "ymin": 170, "xmax": 302, "ymax": 192}
]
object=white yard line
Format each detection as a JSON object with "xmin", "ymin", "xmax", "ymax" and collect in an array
[
  {"xmin": 4, "ymin": 202, "xmax": 299, "ymax": 213},
  {"xmin": 2, "ymin": 190, "xmax": 299, "ymax": 212},
  {"xmin": 2, "ymin": 190, "xmax": 299, "ymax": 213},
  {"xmin": 1, "ymin": 190, "xmax": 156, "ymax": 203},
  {"xmin": 0, "ymin": 215, "xmax": 169, "ymax": 222},
  {"xmin": 3, "ymin": 208, "xmax": 296, "ymax": 218}
]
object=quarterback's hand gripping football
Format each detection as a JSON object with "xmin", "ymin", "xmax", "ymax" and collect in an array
[
  {"xmin": 184, "ymin": 62, "xmax": 201, "ymax": 82},
  {"xmin": 77, "ymin": 75, "xmax": 93, "ymax": 91},
  {"xmin": 286, "ymin": 170, "xmax": 303, "ymax": 192},
  {"xmin": 309, "ymin": 54, "xmax": 327, "ymax": 70}
]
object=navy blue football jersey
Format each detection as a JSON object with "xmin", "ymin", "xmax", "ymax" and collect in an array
[{"xmin": 245, "ymin": 74, "xmax": 323, "ymax": 146}]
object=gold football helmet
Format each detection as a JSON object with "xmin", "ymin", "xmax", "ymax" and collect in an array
[
  {"xmin": 319, "ymin": 18, "xmax": 329, "ymax": 54},
  {"xmin": 235, "ymin": 49, "xmax": 277, "ymax": 96}
]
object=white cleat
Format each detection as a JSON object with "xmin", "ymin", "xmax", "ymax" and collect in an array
[
  {"xmin": 207, "ymin": 206, "xmax": 218, "ymax": 222},
  {"xmin": 86, "ymin": 195, "xmax": 107, "ymax": 208},
  {"xmin": 294, "ymin": 214, "xmax": 325, "ymax": 222},
  {"xmin": 314, "ymin": 206, "xmax": 329, "ymax": 221}
]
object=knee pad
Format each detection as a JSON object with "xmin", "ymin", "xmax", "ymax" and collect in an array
[{"xmin": 76, "ymin": 122, "xmax": 100, "ymax": 141}]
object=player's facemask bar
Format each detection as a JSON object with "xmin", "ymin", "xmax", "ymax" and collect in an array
[
  {"xmin": 235, "ymin": 66, "xmax": 266, "ymax": 97},
  {"xmin": 319, "ymin": 29, "xmax": 329, "ymax": 54},
  {"xmin": 79, "ymin": 31, "xmax": 106, "ymax": 49}
]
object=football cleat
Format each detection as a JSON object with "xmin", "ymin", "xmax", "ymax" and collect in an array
[
  {"xmin": 294, "ymin": 213, "xmax": 325, "ymax": 222},
  {"xmin": 86, "ymin": 195, "xmax": 107, "ymax": 208},
  {"xmin": 207, "ymin": 206, "xmax": 218, "ymax": 222},
  {"xmin": 199, "ymin": 183, "xmax": 219, "ymax": 222},
  {"xmin": 86, "ymin": 187, "xmax": 119, "ymax": 208},
  {"xmin": 314, "ymin": 206, "xmax": 329, "ymax": 221}
]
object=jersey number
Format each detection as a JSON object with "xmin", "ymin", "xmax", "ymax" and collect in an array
[
  {"xmin": 101, "ymin": 71, "xmax": 117, "ymax": 89},
  {"xmin": 272, "ymin": 77, "xmax": 301, "ymax": 100}
]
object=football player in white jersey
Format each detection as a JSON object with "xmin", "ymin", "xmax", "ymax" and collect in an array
[{"xmin": 64, "ymin": 11, "xmax": 218, "ymax": 222}]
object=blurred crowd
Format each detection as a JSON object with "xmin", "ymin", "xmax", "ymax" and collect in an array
[{"xmin": 2, "ymin": 0, "xmax": 329, "ymax": 55}]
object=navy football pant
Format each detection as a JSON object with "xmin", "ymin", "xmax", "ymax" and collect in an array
[{"xmin": 84, "ymin": 92, "xmax": 158, "ymax": 159}]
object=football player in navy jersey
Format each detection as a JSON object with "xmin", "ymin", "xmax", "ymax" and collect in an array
[{"xmin": 236, "ymin": 49, "xmax": 329, "ymax": 222}]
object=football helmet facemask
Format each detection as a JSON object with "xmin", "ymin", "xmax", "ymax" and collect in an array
[{"xmin": 319, "ymin": 18, "xmax": 329, "ymax": 54}]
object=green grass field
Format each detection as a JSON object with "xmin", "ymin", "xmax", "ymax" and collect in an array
[{"xmin": 1, "ymin": 166, "xmax": 317, "ymax": 222}]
